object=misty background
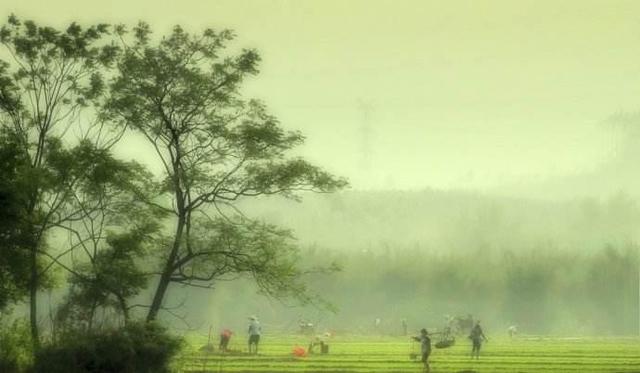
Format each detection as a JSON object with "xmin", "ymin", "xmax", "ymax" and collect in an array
[{"xmin": 5, "ymin": 0, "xmax": 640, "ymax": 336}]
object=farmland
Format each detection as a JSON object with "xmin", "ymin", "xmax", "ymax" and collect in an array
[{"xmin": 179, "ymin": 334, "xmax": 640, "ymax": 372}]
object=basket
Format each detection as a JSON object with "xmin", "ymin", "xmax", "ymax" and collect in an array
[{"xmin": 435, "ymin": 339, "xmax": 455, "ymax": 349}]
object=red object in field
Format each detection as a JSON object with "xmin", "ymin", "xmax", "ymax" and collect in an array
[
  {"xmin": 292, "ymin": 346, "xmax": 306, "ymax": 357},
  {"xmin": 221, "ymin": 329, "xmax": 232, "ymax": 338}
]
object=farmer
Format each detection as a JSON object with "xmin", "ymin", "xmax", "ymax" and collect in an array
[
  {"xmin": 508, "ymin": 325, "xmax": 518, "ymax": 339},
  {"xmin": 219, "ymin": 328, "xmax": 233, "ymax": 352},
  {"xmin": 401, "ymin": 318, "xmax": 408, "ymax": 336},
  {"xmin": 248, "ymin": 316, "xmax": 262, "ymax": 354},
  {"xmin": 308, "ymin": 332, "xmax": 331, "ymax": 354},
  {"xmin": 412, "ymin": 328, "xmax": 432, "ymax": 372},
  {"xmin": 469, "ymin": 321, "xmax": 487, "ymax": 359}
]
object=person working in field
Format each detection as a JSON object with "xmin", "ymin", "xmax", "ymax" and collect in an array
[
  {"xmin": 412, "ymin": 328, "xmax": 432, "ymax": 372},
  {"xmin": 219, "ymin": 328, "xmax": 233, "ymax": 352},
  {"xmin": 308, "ymin": 332, "xmax": 331, "ymax": 354},
  {"xmin": 469, "ymin": 320, "xmax": 488, "ymax": 359},
  {"xmin": 248, "ymin": 316, "xmax": 262, "ymax": 354}
]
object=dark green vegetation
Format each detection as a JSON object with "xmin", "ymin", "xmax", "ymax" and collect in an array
[
  {"xmin": 35, "ymin": 322, "xmax": 181, "ymax": 373},
  {"xmin": 0, "ymin": 14, "xmax": 343, "ymax": 371},
  {"xmin": 178, "ymin": 191, "xmax": 640, "ymax": 337},
  {"xmin": 180, "ymin": 335, "xmax": 640, "ymax": 373},
  {"xmin": 200, "ymin": 243, "xmax": 638, "ymax": 336}
]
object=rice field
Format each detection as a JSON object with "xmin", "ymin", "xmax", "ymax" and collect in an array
[{"xmin": 179, "ymin": 334, "xmax": 640, "ymax": 372}]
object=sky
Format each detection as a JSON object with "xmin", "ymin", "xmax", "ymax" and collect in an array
[{"xmin": 4, "ymin": 0, "xmax": 640, "ymax": 191}]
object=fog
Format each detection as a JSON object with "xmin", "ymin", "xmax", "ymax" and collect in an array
[
  {"xmin": 10, "ymin": 0, "xmax": 640, "ymax": 190},
  {"xmin": 5, "ymin": 0, "xmax": 640, "ymax": 337}
]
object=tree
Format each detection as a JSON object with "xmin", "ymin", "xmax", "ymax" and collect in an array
[
  {"xmin": 52, "ymin": 156, "xmax": 163, "ymax": 333},
  {"xmin": 108, "ymin": 23, "xmax": 347, "ymax": 321},
  {"xmin": 56, "ymin": 224, "xmax": 158, "ymax": 332},
  {"xmin": 0, "ymin": 135, "xmax": 31, "ymax": 310},
  {"xmin": 0, "ymin": 15, "xmax": 120, "ymax": 347}
]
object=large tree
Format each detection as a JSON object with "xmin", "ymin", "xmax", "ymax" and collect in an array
[
  {"xmin": 0, "ymin": 134, "xmax": 31, "ymax": 310},
  {"xmin": 108, "ymin": 24, "xmax": 346, "ymax": 321},
  {"xmin": 0, "ymin": 15, "xmax": 121, "ymax": 347}
]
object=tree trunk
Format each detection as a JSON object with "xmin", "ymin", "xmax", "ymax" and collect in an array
[
  {"xmin": 29, "ymin": 245, "xmax": 39, "ymax": 350},
  {"xmin": 146, "ymin": 271, "xmax": 171, "ymax": 322},
  {"xmin": 146, "ymin": 216, "xmax": 185, "ymax": 322},
  {"xmin": 87, "ymin": 300, "xmax": 97, "ymax": 332},
  {"xmin": 116, "ymin": 294, "xmax": 129, "ymax": 325}
]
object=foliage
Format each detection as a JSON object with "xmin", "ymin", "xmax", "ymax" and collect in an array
[
  {"xmin": 0, "ymin": 317, "xmax": 32, "ymax": 373},
  {"xmin": 182, "ymin": 218, "xmax": 313, "ymax": 300},
  {"xmin": 0, "ymin": 135, "xmax": 31, "ymax": 309},
  {"xmin": 0, "ymin": 14, "xmax": 118, "ymax": 111},
  {"xmin": 55, "ymin": 222, "xmax": 159, "ymax": 332},
  {"xmin": 0, "ymin": 14, "xmax": 122, "ymax": 346},
  {"xmin": 107, "ymin": 23, "xmax": 346, "ymax": 320},
  {"xmin": 52, "ymin": 154, "xmax": 164, "ymax": 332},
  {"xmin": 205, "ymin": 244, "xmax": 638, "ymax": 336},
  {"xmin": 34, "ymin": 321, "xmax": 182, "ymax": 373}
]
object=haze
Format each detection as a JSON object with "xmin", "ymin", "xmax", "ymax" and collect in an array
[
  {"xmin": 3, "ymin": 0, "xmax": 640, "ymax": 345},
  {"xmin": 7, "ymin": 0, "xmax": 640, "ymax": 193}
]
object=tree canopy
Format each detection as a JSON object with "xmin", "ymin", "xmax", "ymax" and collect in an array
[
  {"xmin": 0, "ymin": 15, "xmax": 346, "ymax": 350},
  {"xmin": 107, "ymin": 23, "xmax": 346, "ymax": 320},
  {"xmin": 0, "ymin": 15, "xmax": 137, "ymax": 347}
]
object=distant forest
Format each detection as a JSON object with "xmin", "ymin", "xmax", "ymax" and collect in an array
[
  {"xmin": 244, "ymin": 189, "xmax": 640, "ymax": 254},
  {"xmin": 179, "ymin": 189, "xmax": 639, "ymax": 336}
]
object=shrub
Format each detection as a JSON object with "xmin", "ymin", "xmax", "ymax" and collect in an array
[
  {"xmin": 0, "ymin": 318, "xmax": 32, "ymax": 373},
  {"xmin": 34, "ymin": 321, "xmax": 182, "ymax": 373}
]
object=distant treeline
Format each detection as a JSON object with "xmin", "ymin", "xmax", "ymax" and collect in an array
[
  {"xmin": 244, "ymin": 190, "xmax": 640, "ymax": 256},
  {"xmin": 190, "ymin": 244, "xmax": 639, "ymax": 336}
]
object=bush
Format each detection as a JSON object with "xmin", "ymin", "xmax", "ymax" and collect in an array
[
  {"xmin": 34, "ymin": 322, "xmax": 182, "ymax": 373},
  {"xmin": 0, "ymin": 318, "xmax": 32, "ymax": 373}
]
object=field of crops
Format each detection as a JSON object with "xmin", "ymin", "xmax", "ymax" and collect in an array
[{"xmin": 178, "ymin": 334, "xmax": 640, "ymax": 372}]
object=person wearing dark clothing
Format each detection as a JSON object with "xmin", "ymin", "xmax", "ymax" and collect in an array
[
  {"xmin": 412, "ymin": 328, "xmax": 432, "ymax": 372},
  {"xmin": 469, "ymin": 321, "xmax": 487, "ymax": 359}
]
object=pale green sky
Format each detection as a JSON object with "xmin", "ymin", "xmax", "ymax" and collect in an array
[{"xmin": 4, "ymin": 0, "xmax": 640, "ymax": 191}]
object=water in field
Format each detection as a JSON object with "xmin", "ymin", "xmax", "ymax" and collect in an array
[{"xmin": 180, "ymin": 335, "xmax": 640, "ymax": 372}]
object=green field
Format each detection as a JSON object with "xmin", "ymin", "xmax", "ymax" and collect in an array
[{"xmin": 179, "ymin": 335, "xmax": 640, "ymax": 373}]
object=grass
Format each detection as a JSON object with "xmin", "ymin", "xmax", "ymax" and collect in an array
[{"xmin": 178, "ymin": 334, "xmax": 640, "ymax": 372}]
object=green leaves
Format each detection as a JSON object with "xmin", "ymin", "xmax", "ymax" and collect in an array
[
  {"xmin": 178, "ymin": 218, "xmax": 304, "ymax": 294},
  {"xmin": 107, "ymin": 23, "xmax": 346, "ymax": 312},
  {"xmin": 0, "ymin": 17, "xmax": 142, "ymax": 333},
  {"xmin": 72, "ymin": 224, "xmax": 156, "ymax": 301},
  {"xmin": 3, "ymin": 15, "xmax": 111, "ymax": 63},
  {"xmin": 243, "ymin": 159, "xmax": 348, "ymax": 198},
  {"xmin": 0, "ymin": 136, "xmax": 31, "ymax": 309},
  {"xmin": 0, "ymin": 15, "xmax": 118, "ymax": 127},
  {"xmin": 0, "ymin": 16, "xmax": 346, "ymax": 323}
]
